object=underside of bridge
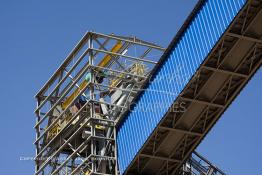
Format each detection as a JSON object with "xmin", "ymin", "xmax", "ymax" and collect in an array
[{"xmin": 125, "ymin": 0, "xmax": 262, "ymax": 174}]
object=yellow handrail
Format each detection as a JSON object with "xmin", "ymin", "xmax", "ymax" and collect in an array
[
  {"xmin": 97, "ymin": 41, "xmax": 122, "ymax": 67},
  {"xmin": 62, "ymin": 80, "xmax": 88, "ymax": 109}
]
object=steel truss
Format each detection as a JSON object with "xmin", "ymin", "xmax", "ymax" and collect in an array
[
  {"xmin": 126, "ymin": 0, "xmax": 262, "ymax": 174},
  {"xmin": 34, "ymin": 32, "xmax": 164, "ymax": 175},
  {"xmin": 179, "ymin": 152, "xmax": 226, "ymax": 175}
]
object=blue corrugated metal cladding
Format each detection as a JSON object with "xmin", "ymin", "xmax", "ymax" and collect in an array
[{"xmin": 117, "ymin": 0, "xmax": 247, "ymax": 174}]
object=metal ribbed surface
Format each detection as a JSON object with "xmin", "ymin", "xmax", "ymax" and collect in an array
[{"xmin": 116, "ymin": 0, "xmax": 247, "ymax": 174}]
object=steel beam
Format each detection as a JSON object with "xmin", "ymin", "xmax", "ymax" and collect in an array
[
  {"xmin": 180, "ymin": 97, "xmax": 224, "ymax": 108},
  {"xmin": 91, "ymin": 32, "xmax": 165, "ymax": 51},
  {"xmin": 227, "ymin": 32, "xmax": 262, "ymax": 44},
  {"xmin": 91, "ymin": 48, "xmax": 158, "ymax": 64},
  {"xmin": 139, "ymin": 154, "xmax": 181, "ymax": 163},
  {"xmin": 159, "ymin": 126, "xmax": 203, "ymax": 136},
  {"xmin": 202, "ymin": 65, "xmax": 248, "ymax": 78}
]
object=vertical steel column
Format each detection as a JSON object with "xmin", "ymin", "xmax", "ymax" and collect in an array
[
  {"xmin": 114, "ymin": 126, "xmax": 118, "ymax": 175},
  {"xmin": 89, "ymin": 33, "xmax": 96, "ymax": 173},
  {"xmin": 35, "ymin": 99, "xmax": 41, "ymax": 174}
]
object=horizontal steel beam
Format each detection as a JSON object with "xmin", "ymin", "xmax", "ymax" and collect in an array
[
  {"xmin": 159, "ymin": 126, "xmax": 202, "ymax": 136},
  {"xmin": 92, "ymin": 135, "xmax": 115, "ymax": 141},
  {"xmin": 139, "ymin": 153, "xmax": 181, "ymax": 163},
  {"xmin": 90, "ymin": 99, "xmax": 128, "ymax": 110},
  {"xmin": 180, "ymin": 97, "xmax": 224, "ymax": 108},
  {"xmin": 90, "ymin": 117, "xmax": 116, "ymax": 125},
  {"xmin": 91, "ymin": 32, "xmax": 166, "ymax": 51},
  {"xmin": 91, "ymin": 48, "xmax": 158, "ymax": 64},
  {"xmin": 227, "ymin": 32, "xmax": 262, "ymax": 44},
  {"xmin": 92, "ymin": 82, "xmax": 138, "ymax": 93},
  {"xmin": 91, "ymin": 65, "xmax": 147, "ymax": 79},
  {"xmin": 202, "ymin": 65, "xmax": 248, "ymax": 78},
  {"xmin": 91, "ymin": 172, "xmax": 113, "ymax": 175}
]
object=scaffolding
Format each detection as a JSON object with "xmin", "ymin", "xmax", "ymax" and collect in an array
[{"xmin": 34, "ymin": 32, "xmax": 165, "ymax": 175}]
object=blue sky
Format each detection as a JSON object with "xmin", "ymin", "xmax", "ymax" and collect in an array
[{"xmin": 0, "ymin": 0, "xmax": 261, "ymax": 174}]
